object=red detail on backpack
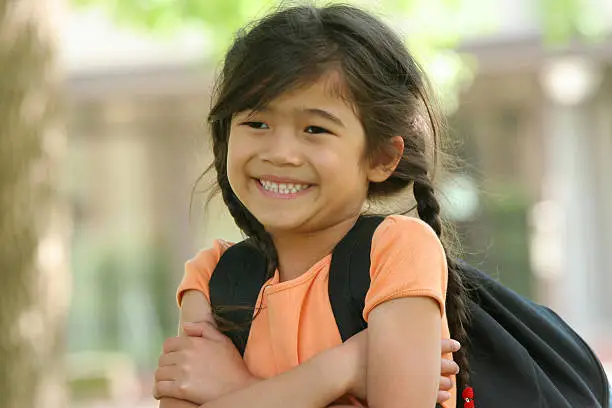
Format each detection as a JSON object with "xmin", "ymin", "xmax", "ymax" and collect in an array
[
  {"xmin": 462, "ymin": 387, "xmax": 474, "ymax": 399},
  {"xmin": 462, "ymin": 386, "xmax": 475, "ymax": 408}
]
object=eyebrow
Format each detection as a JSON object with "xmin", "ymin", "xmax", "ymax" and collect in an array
[
  {"xmin": 301, "ymin": 108, "xmax": 345, "ymax": 128},
  {"xmin": 250, "ymin": 107, "xmax": 346, "ymax": 128}
]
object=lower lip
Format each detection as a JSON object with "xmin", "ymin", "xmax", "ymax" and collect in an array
[{"xmin": 255, "ymin": 179, "xmax": 312, "ymax": 199}]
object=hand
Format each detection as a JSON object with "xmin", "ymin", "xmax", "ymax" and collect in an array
[
  {"xmin": 438, "ymin": 338, "xmax": 461, "ymax": 404},
  {"xmin": 154, "ymin": 322, "xmax": 257, "ymax": 405}
]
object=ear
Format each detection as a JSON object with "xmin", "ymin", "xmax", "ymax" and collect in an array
[{"xmin": 367, "ymin": 136, "xmax": 404, "ymax": 183}]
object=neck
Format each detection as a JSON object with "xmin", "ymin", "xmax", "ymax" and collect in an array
[{"xmin": 270, "ymin": 215, "xmax": 360, "ymax": 282}]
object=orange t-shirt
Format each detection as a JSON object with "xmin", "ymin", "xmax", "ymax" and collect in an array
[{"xmin": 177, "ymin": 214, "xmax": 456, "ymax": 408}]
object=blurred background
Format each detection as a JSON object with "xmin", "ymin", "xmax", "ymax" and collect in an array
[{"xmin": 1, "ymin": 0, "xmax": 611, "ymax": 407}]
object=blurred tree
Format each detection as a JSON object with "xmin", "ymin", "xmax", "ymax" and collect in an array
[
  {"xmin": 539, "ymin": 0, "xmax": 610, "ymax": 44},
  {"xmin": 0, "ymin": 0, "xmax": 69, "ymax": 407},
  {"xmin": 71, "ymin": 0, "xmax": 606, "ymax": 110},
  {"xmin": 73, "ymin": 0, "xmax": 606, "ymax": 46},
  {"xmin": 70, "ymin": 0, "xmax": 473, "ymax": 109}
]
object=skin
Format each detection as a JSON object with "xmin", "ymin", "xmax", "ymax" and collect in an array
[
  {"xmin": 157, "ymin": 71, "xmax": 459, "ymax": 407},
  {"xmin": 156, "ymin": 291, "xmax": 362, "ymax": 408},
  {"xmin": 156, "ymin": 292, "xmax": 459, "ymax": 407},
  {"xmin": 227, "ymin": 72, "xmax": 376, "ymax": 282}
]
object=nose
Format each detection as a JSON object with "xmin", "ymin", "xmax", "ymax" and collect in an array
[{"xmin": 259, "ymin": 128, "xmax": 303, "ymax": 167}]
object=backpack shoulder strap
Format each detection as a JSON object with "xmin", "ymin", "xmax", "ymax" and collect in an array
[
  {"xmin": 211, "ymin": 216, "xmax": 385, "ymax": 353},
  {"xmin": 328, "ymin": 215, "xmax": 384, "ymax": 341},
  {"xmin": 209, "ymin": 239, "xmax": 268, "ymax": 356}
]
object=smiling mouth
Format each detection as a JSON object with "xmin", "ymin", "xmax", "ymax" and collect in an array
[{"xmin": 258, "ymin": 179, "xmax": 312, "ymax": 195}]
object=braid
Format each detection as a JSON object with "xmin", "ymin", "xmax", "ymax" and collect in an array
[
  {"xmin": 205, "ymin": 121, "xmax": 277, "ymax": 332},
  {"xmin": 412, "ymin": 177, "xmax": 442, "ymax": 235},
  {"xmin": 212, "ymin": 120, "xmax": 278, "ymax": 277},
  {"xmin": 413, "ymin": 175, "xmax": 471, "ymax": 392}
]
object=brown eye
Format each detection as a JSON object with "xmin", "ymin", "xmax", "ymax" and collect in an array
[
  {"xmin": 305, "ymin": 126, "xmax": 330, "ymax": 134},
  {"xmin": 242, "ymin": 121, "xmax": 270, "ymax": 130}
]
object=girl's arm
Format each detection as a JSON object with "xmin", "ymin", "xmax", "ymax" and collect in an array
[
  {"xmin": 160, "ymin": 291, "xmax": 451, "ymax": 408},
  {"xmin": 159, "ymin": 290, "xmax": 354, "ymax": 408},
  {"xmin": 177, "ymin": 290, "xmax": 216, "ymax": 333},
  {"xmin": 367, "ymin": 297, "xmax": 442, "ymax": 408},
  {"xmin": 200, "ymin": 345, "xmax": 351, "ymax": 408},
  {"xmin": 159, "ymin": 291, "xmax": 216, "ymax": 408}
]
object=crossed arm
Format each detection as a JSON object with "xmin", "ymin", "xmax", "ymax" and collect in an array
[
  {"xmin": 158, "ymin": 291, "xmax": 354, "ymax": 408},
  {"xmin": 157, "ymin": 290, "xmax": 457, "ymax": 408}
]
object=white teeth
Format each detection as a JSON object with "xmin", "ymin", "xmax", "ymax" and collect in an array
[{"xmin": 260, "ymin": 180, "xmax": 309, "ymax": 195}]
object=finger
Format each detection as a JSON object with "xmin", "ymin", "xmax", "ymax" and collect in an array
[
  {"xmin": 437, "ymin": 390, "xmax": 452, "ymax": 404},
  {"xmin": 183, "ymin": 321, "xmax": 226, "ymax": 342},
  {"xmin": 441, "ymin": 358, "xmax": 460, "ymax": 376},
  {"xmin": 441, "ymin": 338, "xmax": 461, "ymax": 354},
  {"xmin": 152, "ymin": 385, "xmax": 160, "ymax": 400},
  {"xmin": 193, "ymin": 321, "xmax": 228, "ymax": 342},
  {"xmin": 155, "ymin": 366, "xmax": 179, "ymax": 382},
  {"xmin": 154, "ymin": 380, "xmax": 181, "ymax": 400},
  {"xmin": 163, "ymin": 336, "xmax": 189, "ymax": 353},
  {"xmin": 439, "ymin": 376, "xmax": 453, "ymax": 391},
  {"xmin": 158, "ymin": 351, "xmax": 180, "ymax": 367},
  {"xmin": 182, "ymin": 322, "xmax": 205, "ymax": 337}
]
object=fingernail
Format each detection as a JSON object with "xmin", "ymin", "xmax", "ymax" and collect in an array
[
  {"xmin": 439, "ymin": 391, "xmax": 451, "ymax": 400},
  {"xmin": 451, "ymin": 340, "xmax": 461, "ymax": 351}
]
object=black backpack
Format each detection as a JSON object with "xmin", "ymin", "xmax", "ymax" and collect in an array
[{"xmin": 209, "ymin": 216, "xmax": 610, "ymax": 408}]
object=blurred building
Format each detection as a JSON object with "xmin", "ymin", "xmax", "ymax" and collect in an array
[
  {"xmin": 454, "ymin": 33, "xmax": 612, "ymax": 359},
  {"xmin": 452, "ymin": 0, "xmax": 612, "ymax": 362},
  {"xmin": 61, "ymin": 2, "xmax": 612, "ymax": 396}
]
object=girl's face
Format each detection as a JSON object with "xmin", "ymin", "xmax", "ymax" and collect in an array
[{"xmin": 227, "ymin": 72, "xmax": 383, "ymax": 234}]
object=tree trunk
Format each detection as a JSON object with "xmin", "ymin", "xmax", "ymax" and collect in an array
[{"xmin": 0, "ymin": 0, "xmax": 69, "ymax": 407}]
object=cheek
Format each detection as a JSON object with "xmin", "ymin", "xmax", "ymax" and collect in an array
[
  {"xmin": 226, "ymin": 133, "xmax": 247, "ymax": 190},
  {"xmin": 316, "ymin": 142, "xmax": 368, "ymax": 187},
  {"xmin": 334, "ymin": 137, "xmax": 369, "ymax": 178}
]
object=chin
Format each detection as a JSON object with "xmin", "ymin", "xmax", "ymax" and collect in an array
[{"xmin": 253, "ymin": 211, "xmax": 309, "ymax": 233}]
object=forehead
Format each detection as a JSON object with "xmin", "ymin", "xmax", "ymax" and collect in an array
[{"xmin": 263, "ymin": 70, "xmax": 358, "ymax": 117}]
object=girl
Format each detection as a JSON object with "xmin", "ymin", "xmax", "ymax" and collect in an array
[{"xmin": 155, "ymin": 3, "xmax": 469, "ymax": 408}]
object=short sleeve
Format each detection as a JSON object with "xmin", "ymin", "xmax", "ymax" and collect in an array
[
  {"xmin": 363, "ymin": 215, "xmax": 448, "ymax": 322},
  {"xmin": 176, "ymin": 239, "xmax": 234, "ymax": 307}
]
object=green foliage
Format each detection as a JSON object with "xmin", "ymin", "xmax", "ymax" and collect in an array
[
  {"xmin": 72, "ymin": 0, "xmax": 277, "ymax": 49},
  {"xmin": 72, "ymin": 0, "xmax": 609, "ymax": 48},
  {"xmin": 70, "ymin": 0, "xmax": 468, "ymax": 52},
  {"xmin": 539, "ymin": 0, "xmax": 608, "ymax": 44},
  {"xmin": 70, "ymin": 0, "xmax": 475, "ymax": 109},
  {"xmin": 69, "ymin": 0, "xmax": 609, "ymax": 108}
]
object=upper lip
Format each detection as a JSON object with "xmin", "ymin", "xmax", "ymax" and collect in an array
[{"xmin": 257, "ymin": 175, "xmax": 312, "ymax": 185}]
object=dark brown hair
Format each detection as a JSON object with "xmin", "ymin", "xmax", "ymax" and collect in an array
[{"xmin": 204, "ymin": 3, "xmax": 470, "ymax": 391}]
